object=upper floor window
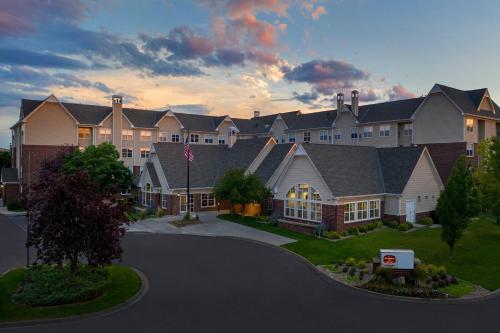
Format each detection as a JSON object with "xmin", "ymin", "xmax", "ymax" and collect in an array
[
  {"xmin": 379, "ymin": 125, "xmax": 391, "ymax": 137},
  {"xmin": 218, "ymin": 135, "xmax": 226, "ymax": 144},
  {"xmin": 159, "ymin": 132, "xmax": 168, "ymax": 142},
  {"xmin": 122, "ymin": 148, "xmax": 133, "ymax": 158},
  {"xmin": 140, "ymin": 147, "xmax": 150, "ymax": 158},
  {"xmin": 122, "ymin": 129, "xmax": 133, "ymax": 141},
  {"xmin": 319, "ymin": 130, "xmax": 329, "ymax": 141},
  {"xmin": 78, "ymin": 128, "xmax": 91, "ymax": 140},
  {"xmin": 288, "ymin": 133, "xmax": 296, "ymax": 143},
  {"xmin": 190, "ymin": 134, "xmax": 200, "ymax": 143},
  {"xmin": 171, "ymin": 133, "xmax": 180, "ymax": 143},
  {"xmin": 466, "ymin": 143, "xmax": 474, "ymax": 157},
  {"xmin": 466, "ymin": 118, "xmax": 474, "ymax": 132},
  {"xmin": 284, "ymin": 183, "xmax": 322, "ymax": 222},
  {"xmin": 281, "ymin": 135, "xmax": 286, "ymax": 144},
  {"xmin": 303, "ymin": 132, "xmax": 311, "ymax": 143},
  {"xmin": 403, "ymin": 124, "xmax": 413, "ymax": 136},
  {"xmin": 363, "ymin": 126, "xmax": 373, "ymax": 138},
  {"xmin": 350, "ymin": 127, "xmax": 358, "ymax": 140},
  {"xmin": 334, "ymin": 130, "xmax": 342, "ymax": 141},
  {"xmin": 99, "ymin": 128, "xmax": 112, "ymax": 140},
  {"xmin": 204, "ymin": 135, "xmax": 214, "ymax": 144},
  {"xmin": 140, "ymin": 130, "xmax": 152, "ymax": 141}
]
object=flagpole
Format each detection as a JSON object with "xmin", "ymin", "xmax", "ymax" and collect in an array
[{"xmin": 186, "ymin": 131, "xmax": 190, "ymax": 220}]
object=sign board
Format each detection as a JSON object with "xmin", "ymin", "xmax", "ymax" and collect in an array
[{"xmin": 380, "ymin": 249, "xmax": 414, "ymax": 270}]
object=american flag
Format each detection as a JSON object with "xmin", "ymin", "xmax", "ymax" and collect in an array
[{"xmin": 184, "ymin": 142, "xmax": 194, "ymax": 162}]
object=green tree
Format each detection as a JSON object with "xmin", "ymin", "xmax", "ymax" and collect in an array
[
  {"xmin": 0, "ymin": 150, "xmax": 11, "ymax": 170},
  {"xmin": 477, "ymin": 138, "xmax": 500, "ymax": 224},
  {"xmin": 214, "ymin": 169, "xmax": 272, "ymax": 215},
  {"xmin": 436, "ymin": 155, "xmax": 477, "ymax": 258},
  {"xmin": 63, "ymin": 143, "xmax": 133, "ymax": 193}
]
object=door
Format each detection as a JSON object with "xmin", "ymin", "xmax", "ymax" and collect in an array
[
  {"xmin": 405, "ymin": 200, "xmax": 416, "ymax": 223},
  {"xmin": 180, "ymin": 194, "xmax": 194, "ymax": 213}
]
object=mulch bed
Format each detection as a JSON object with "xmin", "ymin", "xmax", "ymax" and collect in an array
[{"xmin": 169, "ymin": 219, "xmax": 201, "ymax": 228}]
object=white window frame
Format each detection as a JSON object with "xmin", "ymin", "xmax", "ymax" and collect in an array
[
  {"xmin": 140, "ymin": 130, "xmax": 152, "ymax": 141},
  {"xmin": 218, "ymin": 135, "xmax": 226, "ymax": 144},
  {"xmin": 303, "ymin": 132, "xmax": 311, "ymax": 143},
  {"xmin": 201, "ymin": 193, "xmax": 215, "ymax": 208},
  {"xmin": 171, "ymin": 133, "xmax": 180, "ymax": 143},
  {"xmin": 204, "ymin": 135, "xmax": 214, "ymax": 144},
  {"xmin": 122, "ymin": 129, "xmax": 133, "ymax": 141},
  {"xmin": 344, "ymin": 199, "xmax": 380, "ymax": 223},
  {"xmin": 466, "ymin": 143, "xmax": 474, "ymax": 157},
  {"xmin": 403, "ymin": 124, "xmax": 413, "ymax": 136},
  {"xmin": 143, "ymin": 183, "xmax": 152, "ymax": 207},
  {"xmin": 363, "ymin": 126, "xmax": 373, "ymax": 138},
  {"xmin": 78, "ymin": 127, "xmax": 91, "ymax": 140},
  {"xmin": 466, "ymin": 118, "xmax": 474, "ymax": 132},
  {"xmin": 161, "ymin": 194, "xmax": 168, "ymax": 209},
  {"xmin": 351, "ymin": 127, "xmax": 358, "ymax": 140},
  {"xmin": 319, "ymin": 130, "xmax": 329, "ymax": 141},
  {"xmin": 99, "ymin": 128, "xmax": 112, "ymax": 140},
  {"xmin": 284, "ymin": 184, "xmax": 322, "ymax": 223},
  {"xmin": 121, "ymin": 148, "xmax": 133, "ymax": 158},
  {"xmin": 190, "ymin": 133, "xmax": 200, "ymax": 143},
  {"xmin": 288, "ymin": 133, "xmax": 296, "ymax": 143},
  {"xmin": 159, "ymin": 132, "xmax": 168, "ymax": 142},
  {"xmin": 140, "ymin": 147, "xmax": 150, "ymax": 158},
  {"xmin": 379, "ymin": 125, "xmax": 390, "ymax": 137},
  {"xmin": 334, "ymin": 130, "xmax": 342, "ymax": 141}
]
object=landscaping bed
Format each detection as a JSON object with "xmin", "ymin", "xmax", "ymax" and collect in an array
[
  {"xmin": 0, "ymin": 265, "xmax": 142, "ymax": 322},
  {"xmin": 169, "ymin": 219, "xmax": 201, "ymax": 228}
]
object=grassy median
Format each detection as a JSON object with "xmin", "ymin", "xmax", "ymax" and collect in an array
[
  {"xmin": 219, "ymin": 214, "xmax": 500, "ymax": 291},
  {"xmin": 0, "ymin": 265, "xmax": 141, "ymax": 323}
]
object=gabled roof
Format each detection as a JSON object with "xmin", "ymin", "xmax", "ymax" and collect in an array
[
  {"xmin": 145, "ymin": 162, "xmax": 161, "ymax": 188},
  {"xmin": 435, "ymin": 84, "xmax": 500, "ymax": 120},
  {"xmin": 357, "ymin": 97, "xmax": 425, "ymax": 123},
  {"xmin": 286, "ymin": 110, "xmax": 336, "ymax": 131},
  {"xmin": 0, "ymin": 168, "xmax": 19, "ymax": 183},
  {"xmin": 174, "ymin": 112, "xmax": 225, "ymax": 132},
  {"xmin": 377, "ymin": 146, "xmax": 425, "ymax": 193},
  {"xmin": 233, "ymin": 111, "xmax": 301, "ymax": 135},
  {"xmin": 255, "ymin": 144, "xmax": 294, "ymax": 183},
  {"xmin": 298, "ymin": 144, "xmax": 427, "ymax": 197},
  {"xmin": 152, "ymin": 137, "xmax": 270, "ymax": 189}
]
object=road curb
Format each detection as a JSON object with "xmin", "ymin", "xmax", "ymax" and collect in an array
[{"xmin": 0, "ymin": 266, "xmax": 149, "ymax": 329}]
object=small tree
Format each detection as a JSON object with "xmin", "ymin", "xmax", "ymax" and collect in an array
[
  {"xmin": 214, "ymin": 169, "xmax": 272, "ymax": 215},
  {"xmin": 477, "ymin": 138, "xmax": 500, "ymax": 224},
  {"xmin": 0, "ymin": 150, "xmax": 10, "ymax": 171},
  {"xmin": 63, "ymin": 143, "xmax": 133, "ymax": 193},
  {"xmin": 28, "ymin": 158, "xmax": 131, "ymax": 273},
  {"xmin": 435, "ymin": 155, "xmax": 477, "ymax": 258}
]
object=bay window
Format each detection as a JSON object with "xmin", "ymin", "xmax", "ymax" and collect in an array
[{"xmin": 284, "ymin": 184, "xmax": 322, "ymax": 222}]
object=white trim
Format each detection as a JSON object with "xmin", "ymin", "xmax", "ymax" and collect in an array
[
  {"xmin": 154, "ymin": 110, "xmax": 185, "ymax": 128},
  {"xmin": 343, "ymin": 199, "xmax": 381, "ymax": 223}
]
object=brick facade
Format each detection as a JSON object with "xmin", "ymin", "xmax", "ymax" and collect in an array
[
  {"xmin": 2, "ymin": 183, "xmax": 20, "ymax": 206},
  {"xmin": 424, "ymin": 142, "xmax": 466, "ymax": 183}
]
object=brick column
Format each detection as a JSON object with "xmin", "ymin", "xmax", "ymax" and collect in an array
[
  {"xmin": 322, "ymin": 204, "xmax": 336, "ymax": 231},
  {"xmin": 273, "ymin": 199, "xmax": 284, "ymax": 218},
  {"xmin": 334, "ymin": 204, "xmax": 345, "ymax": 231}
]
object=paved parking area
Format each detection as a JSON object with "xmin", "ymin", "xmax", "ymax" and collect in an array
[{"xmin": 127, "ymin": 211, "xmax": 295, "ymax": 246}]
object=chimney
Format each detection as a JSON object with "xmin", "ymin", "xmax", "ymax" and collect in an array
[
  {"xmin": 351, "ymin": 90, "xmax": 359, "ymax": 117},
  {"xmin": 253, "ymin": 110, "xmax": 260, "ymax": 118},
  {"xmin": 112, "ymin": 95, "xmax": 123, "ymax": 152},
  {"xmin": 336, "ymin": 93, "xmax": 344, "ymax": 111},
  {"xmin": 228, "ymin": 127, "xmax": 238, "ymax": 148}
]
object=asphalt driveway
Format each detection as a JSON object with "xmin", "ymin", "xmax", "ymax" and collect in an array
[{"xmin": 1, "ymin": 216, "xmax": 500, "ymax": 333}]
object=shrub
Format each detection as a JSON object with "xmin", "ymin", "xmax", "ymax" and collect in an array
[
  {"xmin": 342, "ymin": 266, "xmax": 348, "ymax": 273},
  {"xmin": 432, "ymin": 275, "xmax": 439, "ymax": 282},
  {"xmin": 362, "ymin": 268, "xmax": 370, "ymax": 274},
  {"xmin": 12, "ymin": 265, "xmax": 110, "ymax": 306},
  {"xmin": 359, "ymin": 270, "xmax": 365, "ymax": 279},
  {"xmin": 340, "ymin": 230, "xmax": 348, "ymax": 237},
  {"xmin": 357, "ymin": 260, "xmax": 367, "ymax": 269},
  {"xmin": 389, "ymin": 221, "xmax": 399, "ymax": 229},
  {"xmin": 413, "ymin": 264, "xmax": 430, "ymax": 283},
  {"xmin": 437, "ymin": 266, "xmax": 447, "ymax": 275},
  {"xmin": 269, "ymin": 217, "xmax": 278, "ymax": 227},
  {"xmin": 156, "ymin": 208, "xmax": 166, "ymax": 218},
  {"xmin": 374, "ymin": 267, "xmax": 393, "ymax": 283},
  {"xmin": 418, "ymin": 217, "xmax": 433, "ymax": 226},
  {"xmin": 426, "ymin": 264, "xmax": 439, "ymax": 276},
  {"xmin": 348, "ymin": 227, "xmax": 359, "ymax": 235},
  {"xmin": 358, "ymin": 225, "xmax": 368, "ymax": 233},
  {"xmin": 139, "ymin": 209, "xmax": 148, "ymax": 220},
  {"xmin": 438, "ymin": 280, "xmax": 446, "ymax": 288},
  {"xmin": 450, "ymin": 276, "xmax": 458, "ymax": 284},
  {"xmin": 376, "ymin": 221, "xmax": 384, "ymax": 229},
  {"xmin": 366, "ymin": 223, "xmax": 376, "ymax": 231},
  {"xmin": 6, "ymin": 198, "xmax": 22, "ymax": 211},
  {"xmin": 397, "ymin": 223, "xmax": 412, "ymax": 232},
  {"xmin": 345, "ymin": 257, "xmax": 357, "ymax": 267},
  {"xmin": 432, "ymin": 282, "xmax": 439, "ymax": 289},
  {"xmin": 348, "ymin": 267, "xmax": 356, "ymax": 276},
  {"xmin": 323, "ymin": 231, "xmax": 341, "ymax": 239}
]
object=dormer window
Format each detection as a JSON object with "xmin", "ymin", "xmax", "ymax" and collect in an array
[{"xmin": 466, "ymin": 118, "xmax": 474, "ymax": 132}]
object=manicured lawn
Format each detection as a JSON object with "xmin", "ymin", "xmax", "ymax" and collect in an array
[
  {"xmin": 0, "ymin": 265, "xmax": 141, "ymax": 323},
  {"xmin": 219, "ymin": 214, "xmax": 500, "ymax": 291}
]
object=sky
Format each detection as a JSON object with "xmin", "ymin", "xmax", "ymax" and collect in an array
[{"xmin": 1, "ymin": 0, "xmax": 500, "ymax": 148}]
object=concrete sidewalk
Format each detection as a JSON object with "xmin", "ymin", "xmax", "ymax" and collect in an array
[{"xmin": 127, "ymin": 211, "xmax": 296, "ymax": 246}]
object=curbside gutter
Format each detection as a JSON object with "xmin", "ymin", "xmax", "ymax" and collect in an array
[{"xmin": 0, "ymin": 267, "xmax": 149, "ymax": 329}]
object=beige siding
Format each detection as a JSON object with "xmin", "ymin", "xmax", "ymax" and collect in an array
[
  {"xmin": 479, "ymin": 97, "xmax": 493, "ymax": 111},
  {"xmin": 276, "ymin": 155, "xmax": 333, "ymax": 201},
  {"xmin": 464, "ymin": 117, "xmax": 477, "ymax": 143},
  {"xmin": 24, "ymin": 102, "xmax": 77, "ymax": 145},
  {"xmin": 485, "ymin": 120, "xmax": 497, "ymax": 139},
  {"xmin": 413, "ymin": 93, "xmax": 463, "ymax": 144},
  {"xmin": 291, "ymin": 129, "xmax": 330, "ymax": 144},
  {"xmin": 270, "ymin": 118, "xmax": 288, "ymax": 142},
  {"xmin": 400, "ymin": 151, "xmax": 443, "ymax": 215},
  {"xmin": 383, "ymin": 195, "xmax": 400, "ymax": 215},
  {"xmin": 217, "ymin": 119, "xmax": 236, "ymax": 145},
  {"xmin": 95, "ymin": 117, "xmax": 113, "ymax": 145},
  {"xmin": 358, "ymin": 122, "xmax": 398, "ymax": 147},
  {"xmin": 333, "ymin": 112, "xmax": 357, "ymax": 145},
  {"xmin": 335, "ymin": 194, "xmax": 384, "ymax": 205},
  {"xmin": 157, "ymin": 116, "xmax": 183, "ymax": 142},
  {"xmin": 397, "ymin": 122, "xmax": 412, "ymax": 147}
]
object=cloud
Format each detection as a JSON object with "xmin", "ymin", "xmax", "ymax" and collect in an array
[
  {"xmin": 226, "ymin": 0, "xmax": 290, "ymax": 18},
  {"xmin": 358, "ymin": 89, "xmax": 379, "ymax": 102},
  {"xmin": 204, "ymin": 48, "xmax": 246, "ymax": 67},
  {"xmin": 292, "ymin": 91, "xmax": 319, "ymax": 104},
  {"xmin": 388, "ymin": 84, "xmax": 417, "ymax": 100},
  {"xmin": 52, "ymin": 73, "xmax": 113, "ymax": 93},
  {"xmin": 167, "ymin": 104, "xmax": 211, "ymax": 115},
  {"xmin": 283, "ymin": 59, "xmax": 369, "ymax": 95},
  {"xmin": 0, "ymin": 0, "xmax": 87, "ymax": 37},
  {"xmin": 0, "ymin": 48, "xmax": 89, "ymax": 69},
  {"xmin": 301, "ymin": 1, "xmax": 327, "ymax": 20},
  {"xmin": 311, "ymin": 6, "xmax": 327, "ymax": 20}
]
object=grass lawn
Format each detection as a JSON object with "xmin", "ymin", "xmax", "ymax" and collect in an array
[
  {"xmin": 0, "ymin": 265, "xmax": 141, "ymax": 323},
  {"xmin": 219, "ymin": 214, "xmax": 500, "ymax": 291}
]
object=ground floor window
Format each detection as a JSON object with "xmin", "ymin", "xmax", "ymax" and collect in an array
[
  {"xmin": 284, "ymin": 183, "xmax": 322, "ymax": 222},
  {"xmin": 161, "ymin": 194, "xmax": 168, "ymax": 209},
  {"xmin": 344, "ymin": 199, "xmax": 380, "ymax": 223},
  {"xmin": 466, "ymin": 143, "xmax": 474, "ymax": 157},
  {"xmin": 201, "ymin": 193, "xmax": 215, "ymax": 207}
]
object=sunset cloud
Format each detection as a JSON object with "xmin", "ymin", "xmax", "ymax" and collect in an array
[{"xmin": 389, "ymin": 84, "xmax": 417, "ymax": 100}]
